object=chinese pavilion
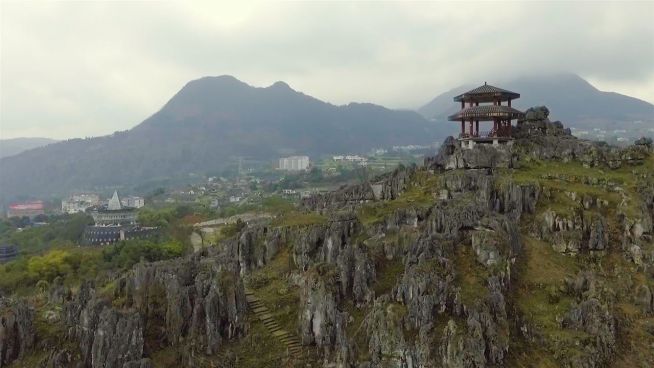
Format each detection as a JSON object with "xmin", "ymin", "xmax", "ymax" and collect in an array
[{"xmin": 448, "ymin": 83, "xmax": 525, "ymax": 147}]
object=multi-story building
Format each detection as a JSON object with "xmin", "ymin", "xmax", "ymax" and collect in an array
[
  {"xmin": 0, "ymin": 244, "xmax": 18, "ymax": 263},
  {"xmin": 7, "ymin": 201, "xmax": 45, "ymax": 218},
  {"xmin": 62, "ymin": 193, "xmax": 100, "ymax": 214},
  {"xmin": 121, "ymin": 196, "xmax": 145, "ymax": 209},
  {"xmin": 278, "ymin": 155, "xmax": 310, "ymax": 171}
]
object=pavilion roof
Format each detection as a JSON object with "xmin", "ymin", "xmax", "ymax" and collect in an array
[
  {"xmin": 448, "ymin": 105, "xmax": 525, "ymax": 121},
  {"xmin": 454, "ymin": 83, "xmax": 520, "ymax": 102}
]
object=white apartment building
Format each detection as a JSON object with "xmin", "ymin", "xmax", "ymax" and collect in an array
[
  {"xmin": 278, "ymin": 156, "xmax": 310, "ymax": 171},
  {"xmin": 61, "ymin": 193, "xmax": 100, "ymax": 214},
  {"xmin": 121, "ymin": 196, "xmax": 145, "ymax": 208}
]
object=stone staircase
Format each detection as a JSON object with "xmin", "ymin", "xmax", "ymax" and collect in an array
[{"xmin": 244, "ymin": 288, "xmax": 304, "ymax": 362}]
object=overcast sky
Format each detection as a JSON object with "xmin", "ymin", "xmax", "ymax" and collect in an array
[{"xmin": 1, "ymin": 1, "xmax": 653, "ymax": 139}]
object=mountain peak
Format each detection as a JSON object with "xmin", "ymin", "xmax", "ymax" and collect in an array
[
  {"xmin": 184, "ymin": 75, "xmax": 248, "ymax": 89},
  {"xmin": 269, "ymin": 81, "xmax": 292, "ymax": 90}
]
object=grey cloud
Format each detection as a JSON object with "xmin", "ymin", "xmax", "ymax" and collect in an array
[{"xmin": 1, "ymin": 1, "xmax": 652, "ymax": 139}]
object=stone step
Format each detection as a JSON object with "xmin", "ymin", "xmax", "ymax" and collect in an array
[{"xmin": 244, "ymin": 288, "xmax": 307, "ymax": 362}]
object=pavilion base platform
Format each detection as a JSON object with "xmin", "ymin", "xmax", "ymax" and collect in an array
[{"xmin": 458, "ymin": 136, "xmax": 514, "ymax": 150}]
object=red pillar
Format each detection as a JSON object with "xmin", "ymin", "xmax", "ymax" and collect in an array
[
  {"xmin": 469, "ymin": 120, "xmax": 473, "ymax": 135},
  {"xmin": 475, "ymin": 120, "xmax": 479, "ymax": 136},
  {"xmin": 508, "ymin": 99, "xmax": 512, "ymax": 107}
]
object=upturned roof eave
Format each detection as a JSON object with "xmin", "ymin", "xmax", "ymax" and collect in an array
[
  {"xmin": 453, "ymin": 83, "xmax": 520, "ymax": 102},
  {"xmin": 447, "ymin": 105, "xmax": 526, "ymax": 121},
  {"xmin": 453, "ymin": 92, "xmax": 520, "ymax": 102}
]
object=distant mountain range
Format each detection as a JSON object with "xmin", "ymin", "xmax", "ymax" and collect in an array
[
  {"xmin": 419, "ymin": 73, "xmax": 654, "ymax": 131},
  {"xmin": 0, "ymin": 76, "xmax": 451, "ymax": 203},
  {"xmin": 2, "ymin": 73, "xmax": 653, "ymax": 205},
  {"xmin": 0, "ymin": 137, "xmax": 58, "ymax": 159}
]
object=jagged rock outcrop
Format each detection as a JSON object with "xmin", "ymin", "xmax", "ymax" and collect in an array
[
  {"xmin": 514, "ymin": 107, "xmax": 650, "ymax": 168},
  {"xmin": 298, "ymin": 264, "xmax": 347, "ymax": 354},
  {"xmin": 39, "ymin": 349, "xmax": 73, "ymax": 368},
  {"xmin": 90, "ymin": 308, "xmax": 144, "ymax": 368},
  {"xmin": 539, "ymin": 210, "xmax": 610, "ymax": 254},
  {"xmin": 302, "ymin": 166, "xmax": 415, "ymax": 211},
  {"xmin": 425, "ymin": 137, "xmax": 517, "ymax": 170},
  {"xmin": 635, "ymin": 284, "xmax": 653, "ymax": 314},
  {"xmin": 63, "ymin": 281, "xmax": 145, "ymax": 368},
  {"xmin": 115, "ymin": 254, "xmax": 248, "ymax": 355},
  {"xmin": 562, "ymin": 298, "xmax": 617, "ymax": 367},
  {"xmin": 290, "ymin": 214, "xmax": 378, "ymax": 303},
  {"xmin": 440, "ymin": 319, "xmax": 476, "ymax": 368},
  {"xmin": 59, "ymin": 252, "xmax": 248, "ymax": 367},
  {"xmin": 364, "ymin": 299, "xmax": 418, "ymax": 367},
  {"xmin": 395, "ymin": 237, "xmax": 458, "ymax": 329},
  {"xmin": 47, "ymin": 277, "xmax": 70, "ymax": 305},
  {"xmin": 122, "ymin": 359, "xmax": 154, "ymax": 368},
  {"xmin": 226, "ymin": 225, "xmax": 289, "ymax": 275},
  {"xmin": 0, "ymin": 300, "xmax": 35, "ymax": 367},
  {"xmin": 635, "ymin": 136, "xmax": 653, "ymax": 148}
]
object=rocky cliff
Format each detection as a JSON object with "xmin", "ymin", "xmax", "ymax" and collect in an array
[{"xmin": 3, "ymin": 106, "xmax": 654, "ymax": 367}]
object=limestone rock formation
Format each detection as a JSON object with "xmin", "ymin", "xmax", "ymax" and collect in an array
[
  {"xmin": 0, "ymin": 300, "xmax": 35, "ymax": 367},
  {"xmin": 63, "ymin": 281, "xmax": 145, "ymax": 368},
  {"xmin": 302, "ymin": 166, "xmax": 415, "ymax": 211},
  {"xmin": 115, "ymin": 254, "xmax": 248, "ymax": 355}
]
